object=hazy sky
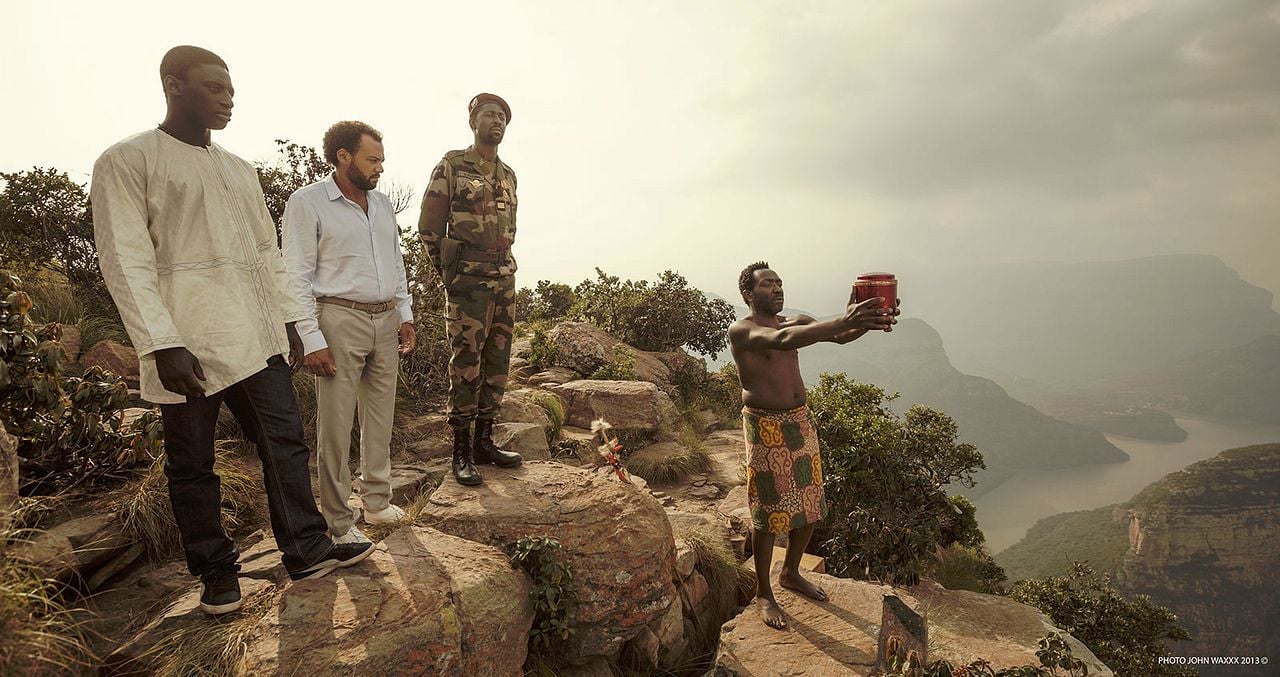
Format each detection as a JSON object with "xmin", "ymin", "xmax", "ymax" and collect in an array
[{"xmin": 4, "ymin": 0, "xmax": 1278, "ymax": 311}]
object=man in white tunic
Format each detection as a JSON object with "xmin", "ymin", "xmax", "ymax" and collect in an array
[
  {"xmin": 281, "ymin": 121, "xmax": 415, "ymax": 544},
  {"xmin": 91, "ymin": 46, "xmax": 373, "ymax": 616}
]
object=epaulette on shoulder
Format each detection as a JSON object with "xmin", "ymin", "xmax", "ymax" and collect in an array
[{"xmin": 442, "ymin": 149, "xmax": 467, "ymax": 160}]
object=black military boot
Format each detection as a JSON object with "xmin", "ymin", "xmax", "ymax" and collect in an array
[
  {"xmin": 473, "ymin": 419, "xmax": 523, "ymax": 468},
  {"xmin": 451, "ymin": 423, "xmax": 483, "ymax": 486}
]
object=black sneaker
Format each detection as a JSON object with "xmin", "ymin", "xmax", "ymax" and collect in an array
[
  {"xmin": 199, "ymin": 568, "xmax": 243, "ymax": 615},
  {"xmin": 287, "ymin": 541, "xmax": 375, "ymax": 581}
]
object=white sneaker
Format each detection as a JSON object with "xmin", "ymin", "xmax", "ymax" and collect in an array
[
  {"xmin": 363, "ymin": 504, "xmax": 406, "ymax": 525},
  {"xmin": 333, "ymin": 526, "xmax": 372, "ymax": 544}
]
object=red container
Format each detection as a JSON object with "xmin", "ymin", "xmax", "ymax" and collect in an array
[{"xmin": 853, "ymin": 272, "xmax": 897, "ymax": 318}]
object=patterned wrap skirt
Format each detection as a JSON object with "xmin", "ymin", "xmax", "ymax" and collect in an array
[{"xmin": 741, "ymin": 404, "xmax": 827, "ymax": 534}]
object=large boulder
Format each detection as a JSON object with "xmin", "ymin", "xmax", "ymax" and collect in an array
[
  {"xmin": 496, "ymin": 388, "xmax": 554, "ymax": 429},
  {"xmin": 714, "ymin": 570, "xmax": 1113, "ymax": 676},
  {"xmin": 9, "ymin": 511, "xmax": 134, "ymax": 584},
  {"xmin": 551, "ymin": 380, "xmax": 673, "ymax": 431},
  {"xmin": 421, "ymin": 461, "xmax": 678, "ymax": 664},
  {"xmin": 80, "ymin": 340, "xmax": 140, "ymax": 383},
  {"xmin": 1, "ymin": 423, "xmax": 17, "ymax": 535},
  {"xmin": 59, "ymin": 323, "xmax": 82, "ymax": 362},
  {"xmin": 548, "ymin": 322, "xmax": 673, "ymax": 390},
  {"xmin": 108, "ymin": 527, "xmax": 534, "ymax": 676},
  {"xmin": 493, "ymin": 422, "xmax": 551, "ymax": 460}
]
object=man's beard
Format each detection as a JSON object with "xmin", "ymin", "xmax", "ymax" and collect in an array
[{"xmin": 346, "ymin": 165, "xmax": 377, "ymax": 191}]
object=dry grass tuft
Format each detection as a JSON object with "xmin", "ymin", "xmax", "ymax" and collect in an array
[
  {"xmin": 112, "ymin": 443, "xmax": 264, "ymax": 559},
  {"xmin": 0, "ymin": 528, "xmax": 97, "ymax": 675},
  {"xmin": 676, "ymin": 527, "xmax": 752, "ymax": 657},
  {"xmin": 361, "ymin": 488, "xmax": 437, "ymax": 543},
  {"xmin": 139, "ymin": 586, "xmax": 277, "ymax": 677},
  {"xmin": 626, "ymin": 442, "xmax": 710, "ymax": 485},
  {"xmin": 527, "ymin": 390, "xmax": 566, "ymax": 438}
]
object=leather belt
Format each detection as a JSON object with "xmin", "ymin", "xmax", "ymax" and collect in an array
[{"xmin": 316, "ymin": 296, "xmax": 395, "ymax": 313}]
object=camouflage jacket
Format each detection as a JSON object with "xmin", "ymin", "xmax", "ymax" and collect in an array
[{"xmin": 420, "ymin": 146, "xmax": 518, "ymax": 278}]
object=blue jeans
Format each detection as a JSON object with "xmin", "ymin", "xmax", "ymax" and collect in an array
[{"xmin": 159, "ymin": 355, "xmax": 331, "ymax": 576}]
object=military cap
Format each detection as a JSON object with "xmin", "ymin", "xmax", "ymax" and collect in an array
[{"xmin": 468, "ymin": 93, "xmax": 511, "ymax": 122}]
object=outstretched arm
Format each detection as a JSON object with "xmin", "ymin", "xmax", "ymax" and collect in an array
[{"xmin": 729, "ymin": 299, "xmax": 892, "ymax": 352}]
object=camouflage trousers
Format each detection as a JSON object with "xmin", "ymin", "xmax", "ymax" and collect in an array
[{"xmin": 445, "ymin": 273, "xmax": 515, "ymax": 427}]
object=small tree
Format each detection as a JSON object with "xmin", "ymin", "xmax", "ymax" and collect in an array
[
  {"xmin": 808, "ymin": 373, "xmax": 988, "ymax": 585},
  {"xmin": 570, "ymin": 268, "xmax": 736, "ymax": 358},
  {"xmin": 1011, "ymin": 562, "xmax": 1193, "ymax": 676},
  {"xmin": 255, "ymin": 140, "xmax": 330, "ymax": 236}
]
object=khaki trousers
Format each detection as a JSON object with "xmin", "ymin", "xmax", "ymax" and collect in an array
[{"xmin": 315, "ymin": 303, "xmax": 400, "ymax": 535}]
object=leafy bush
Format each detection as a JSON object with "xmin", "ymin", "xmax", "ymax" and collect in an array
[
  {"xmin": 510, "ymin": 536, "xmax": 577, "ymax": 654},
  {"xmin": 394, "ymin": 230, "xmax": 451, "ymax": 407},
  {"xmin": 0, "ymin": 168, "xmax": 119, "ymax": 325},
  {"xmin": 588, "ymin": 344, "xmax": 636, "ymax": 381},
  {"xmin": 1, "ymin": 271, "xmax": 162, "ymax": 495},
  {"xmin": 931, "ymin": 543, "xmax": 1007, "ymax": 594},
  {"xmin": 526, "ymin": 326, "xmax": 558, "ymax": 373},
  {"xmin": 570, "ymin": 268, "xmax": 736, "ymax": 358},
  {"xmin": 807, "ymin": 373, "xmax": 986, "ymax": 585},
  {"xmin": 1010, "ymin": 562, "xmax": 1193, "ymax": 676}
]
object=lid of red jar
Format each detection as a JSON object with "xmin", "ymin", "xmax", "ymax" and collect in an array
[{"xmin": 856, "ymin": 272, "xmax": 896, "ymax": 281}]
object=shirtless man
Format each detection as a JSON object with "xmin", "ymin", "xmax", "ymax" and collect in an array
[{"xmin": 728, "ymin": 261, "xmax": 899, "ymax": 629}]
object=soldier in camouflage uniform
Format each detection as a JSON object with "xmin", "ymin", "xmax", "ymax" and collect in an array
[{"xmin": 418, "ymin": 93, "xmax": 523, "ymax": 486}]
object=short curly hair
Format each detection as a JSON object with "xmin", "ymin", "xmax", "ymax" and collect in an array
[
  {"xmin": 322, "ymin": 121, "xmax": 382, "ymax": 166},
  {"xmin": 738, "ymin": 261, "xmax": 771, "ymax": 298}
]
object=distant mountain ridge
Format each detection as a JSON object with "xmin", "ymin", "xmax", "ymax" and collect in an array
[
  {"xmin": 797, "ymin": 318, "xmax": 1128, "ymax": 495},
  {"xmin": 997, "ymin": 444, "xmax": 1280, "ymax": 674}
]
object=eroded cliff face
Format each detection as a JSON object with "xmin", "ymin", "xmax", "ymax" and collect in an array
[{"xmin": 1116, "ymin": 444, "xmax": 1280, "ymax": 671}]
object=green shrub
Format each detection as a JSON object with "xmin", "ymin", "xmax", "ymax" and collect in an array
[
  {"xmin": 589, "ymin": 344, "xmax": 636, "ymax": 381},
  {"xmin": 1010, "ymin": 562, "xmax": 1193, "ymax": 676},
  {"xmin": 511, "ymin": 536, "xmax": 577, "ymax": 655},
  {"xmin": 930, "ymin": 543, "xmax": 1007, "ymax": 594},
  {"xmin": 527, "ymin": 326, "xmax": 558, "ymax": 373},
  {"xmin": 571, "ymin": 268, "xmax": 736, "ymax": 358},
  {"xmin": 1, "ymin": 271, "xmax": 163, "ymax": 495},
  {"xmin": 808, "ymin": 373, "xmax": 985, "ymax": 585}
]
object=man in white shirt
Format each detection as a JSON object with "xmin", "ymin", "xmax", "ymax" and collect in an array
[
  {"xmin": 281, "ymin": 121, "xmax": 415, "ymax": 544},
  {"xmin": 91, "ymin": 46, "xmax": 373, "ymax": 616}
]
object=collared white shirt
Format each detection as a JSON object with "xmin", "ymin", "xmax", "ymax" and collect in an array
[
  {"xmin": 280, "ymin": 174, "xmax": 413, "ymax": 355},
  {"xmin": 91, "ymin": 129, "xmax": 307, "ymax": 404}
]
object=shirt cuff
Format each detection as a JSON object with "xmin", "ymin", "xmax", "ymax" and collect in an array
[
  {"xmin": 399, "ymin": 306, "xmax": 414, "ymax": 325},
  {"xmin": 134, "ymin": 335, "xmax": 186, "ymax": 358},
  {"xmin": 300, "ymin": 327, "xmax": 328, "ymax": 355}
]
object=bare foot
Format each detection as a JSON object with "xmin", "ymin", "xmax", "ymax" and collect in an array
[
  {"xmin": 756, "ymin": 596, "xmax": 787, "ymax": 629},
  {"xmin": 779, "ymin": 570, "xmax": 828, "ymax": 602}
]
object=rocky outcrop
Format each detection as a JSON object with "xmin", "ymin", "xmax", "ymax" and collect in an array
[
  {"xmin": 108, "ymin": 527, "xmax": 534, "ymax": 675},
  {"xmin": 714, "ymin": 569, "xmax": 1113, "ymax": 675},
  {"xmin": 421, "ymin": 461, "xmax": 678, "ymax": 665},
  {"xmin": 548, "ymin": 322, "xmax": 672, "ymax": 389},
  {"xmin": 552, "ymin": 379, "xmax": 676, "ymax": 432},
  {"xmin": 9, "ymin": 511, "xmax": 139, "ymax": 589},
  {"xmin": 1116, "ymin": 444, "xmax": 1280, "ymax": 670},
  {"xmin": 80, "ymin": 340, "xmax": 140, "ymax": 383}
]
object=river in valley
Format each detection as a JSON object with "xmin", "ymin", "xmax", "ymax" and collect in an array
[{"xmin": 971, "ymin": 417, "xmax": 1280, "ymax": 554}]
